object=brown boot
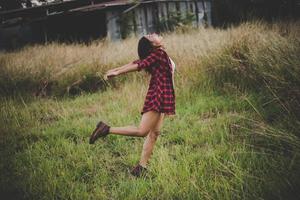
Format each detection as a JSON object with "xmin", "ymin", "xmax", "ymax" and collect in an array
[
  {"xmin": 130, "ymin": 164, "xmax": 147, "ymax": 177},
  {"xmin": 89, "ymin": 121, "xmax": 110, "ymax": 144}
]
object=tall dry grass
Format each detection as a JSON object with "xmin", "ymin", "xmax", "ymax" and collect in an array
[
  {"xmin": 1, "ymin": 21, "xmax": 299, "ymax": 95},
  {"xmin": 0, "ymin": 23, "xmax": 229, "ymax": 95}
]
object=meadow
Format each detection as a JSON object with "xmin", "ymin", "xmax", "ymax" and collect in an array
[{"xmin": 0, "ymin": 20, "xmax": 299, "ymax": 199}]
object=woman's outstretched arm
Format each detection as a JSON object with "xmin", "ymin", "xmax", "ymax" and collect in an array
[
  {"xmin": 107, "ymin": 61, "xmax": 137, "ymax": 73},
  {"xmin": 104, "ymin": 62, "xmax": 138, "ymax": 80}
]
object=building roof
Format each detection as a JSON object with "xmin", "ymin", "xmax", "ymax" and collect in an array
[
  {"xmin": 69, "ymin": 0, "xmax": 133, "ymax": 12},
  {"xmin": 0, "ymin": 0, "xmax": 203, "ymax": 27},
  {"xmin": 0, "ymin": 0, "xmax": 136, "ymax": 26},
  {"xmin": 0, "ymin": 1, "xmax": 130, "ymax": 17}
]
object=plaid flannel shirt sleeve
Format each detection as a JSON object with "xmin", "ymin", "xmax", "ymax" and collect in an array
[{"xmin": 133, "ymin": 49, "xmax": 163, "ymax": 71}]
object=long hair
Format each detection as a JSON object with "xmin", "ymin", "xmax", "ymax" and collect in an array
[
  {"xmin": 137, "ymin": 36, "xmax": 154, "ymax": 73},
  {"xmin": 138, "ymin": 36, "xmax": 153, "ymax": 60}
]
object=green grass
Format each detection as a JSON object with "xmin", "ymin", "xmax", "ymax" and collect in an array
[{"xmin": 1, "ymin": 21, "xmax": 300, "ymax": 199}]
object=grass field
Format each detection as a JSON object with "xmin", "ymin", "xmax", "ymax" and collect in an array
[{"xmin": 1, "ymin": 21, "xmax": 300, "ymax": 200}]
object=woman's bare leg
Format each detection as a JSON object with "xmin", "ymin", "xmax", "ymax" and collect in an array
[
  {"xmin": 139, "ymin": 113, "xmax": 164, "ymax": 167},
  {"xmin": 109, "ymin": 111, "xmax": 160, "ymax": 137}
]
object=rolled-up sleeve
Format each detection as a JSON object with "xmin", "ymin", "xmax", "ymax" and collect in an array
[{"xmin": 133, "ymin": 49, "xmax": 163, "ymax": 71}]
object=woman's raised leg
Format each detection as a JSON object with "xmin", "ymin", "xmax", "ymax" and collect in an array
[
  {"xmin": 109, "ymin": 111, "xmax": 160, "ymax": 137},
  {"xmin": 139, "ymin": 113, "xmax": 164, "ymax": 167}
]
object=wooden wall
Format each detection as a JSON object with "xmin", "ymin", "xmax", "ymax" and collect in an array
[
  {"xmin": 0, "ymin": 1, "xmax": 212, "ymax": 50},
  {"xmin": 106, "ymin": 0, "xmax": 212, "ymax": 40}
]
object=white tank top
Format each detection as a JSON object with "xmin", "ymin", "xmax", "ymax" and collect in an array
[{"xmin": 168, "ymin": 57, "xmax": 176, "ymax": 88}]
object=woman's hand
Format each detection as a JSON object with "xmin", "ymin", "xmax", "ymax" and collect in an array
[{"xmin": 104, "ymin": 70, "xmax": 119, "ymax": 80}]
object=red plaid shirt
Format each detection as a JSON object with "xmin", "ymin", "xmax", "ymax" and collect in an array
[{"xmin": 133, "ymin": 47, "xmax": 175, "ymax": 115}]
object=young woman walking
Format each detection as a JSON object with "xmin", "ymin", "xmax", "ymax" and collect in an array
[{"xmin": 89, "ymin": 33, "xmax": 176, "ymax": 177}]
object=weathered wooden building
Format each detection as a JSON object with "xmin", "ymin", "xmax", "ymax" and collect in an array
[{"xmin": 0, "ymin": 0, "xmax": 212, "ymax": 50}]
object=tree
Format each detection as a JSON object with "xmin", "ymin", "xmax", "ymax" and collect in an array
[{"xmin": 212, "ymin": 0, "xmax": 299, "ymax": 26}]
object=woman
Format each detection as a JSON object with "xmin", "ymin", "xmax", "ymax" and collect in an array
[{"xmin": 89, "ymin": 33, "xmax": 176, "ymax": 177}]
